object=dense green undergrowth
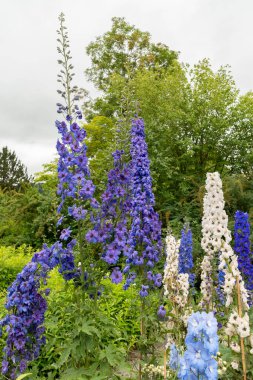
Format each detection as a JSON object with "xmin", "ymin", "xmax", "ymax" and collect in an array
[{"xmin": 0, "ymin": 246, "xmax": 165, "ymax": 380}]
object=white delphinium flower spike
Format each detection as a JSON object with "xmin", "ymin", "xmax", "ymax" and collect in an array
[
  {"xmin": 163, "ymin": 234, "xmax": 189, "ymax": 309},
  {"xmin": 200, "ymin": 172, "xmax": 248, "ymax": 311}
]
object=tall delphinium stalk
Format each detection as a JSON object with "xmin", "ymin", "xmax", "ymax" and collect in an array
[
  {"xmin": 178, "ymin": 224, "xmax": 195, "ymax": 286},
  {"xmin": 200, "ymin": 172, "xmax": 229, "ymax": 309},
  {"xmin": 163, "ymin": 228, "xmax": 194, "ymax": 378},
  {"xmin": 55, "ymin": 13, "xmax": 97, "ymax": 285},
  {"xmin": 125, "ymin": 118, "xmax": 162, "ymax": 293},
  {"xmin": 126, "ymin": 118, "xmax": 162, "ymax": 379},
  {"xmin": 0, "ymin": 15, "xmax": 96, "ymax": 378},
  {"xmin": 86, "ymin": 149, "xmax": 132, "ymax": 283},
  {"xmin": 163, "ymin": 234, "xmax": 189, "ymax": 313},
  {"xmin": 200, "ymin": 172, "xmax": 250, "ymax": 379},
  {"xmin": 234, "ymin": 211, "xmax": 253, "ymax": 301},
  {"xmin": 163, "ymin": 234, "xmax": 190, "ymax": 359}
]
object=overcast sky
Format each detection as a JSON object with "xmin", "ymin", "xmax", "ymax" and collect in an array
[{"xmin": 1, "ymin": 0, "xmax": 253, "ymax": 175}]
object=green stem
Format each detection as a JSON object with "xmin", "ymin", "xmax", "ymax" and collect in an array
[
  {"xmin": 59, "ymin": 17, "xmax": 71, "ymax": 115},
  {"xmin": 78, "ymin": 220, "xmax": 85, "ymax": 289}
]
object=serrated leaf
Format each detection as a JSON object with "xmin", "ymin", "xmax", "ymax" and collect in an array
[
  {"xmin": 52, "ymin": 346, "xmax": 72, "ymax": 369},
  {"xmin": 60, "ymin": 367, "xmax": 88, "ymax": 380},
  {"xmin": 80, "ymin": 321, "xmax": 101, "ymax": 337}
]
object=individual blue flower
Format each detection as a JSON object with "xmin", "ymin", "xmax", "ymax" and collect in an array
[
  {"xmin": 103, "ymin": 248, "xmax": 120, "ymax": 265},
  {"xmin": 139, "ymin": 285, "xmax": 149, "ymax": 297},
  {"xmin": 110, "ymin": 267, "xmax": 123, "ymax": 284},
  {"xmin": 157, "ymin": 305, "xmax": 166, "ymax": 319},
  {"xmin": 184, "ymin": 343, "xmax": 210, "ymax": 372},
  {"xmin": 60, "ymin": 227, "xmax": 71, "ymax": 241},
  {"xmin": 85, "ymin": 230, "xmax": 99, "ymax": 243},
  {"xmin": 205, "ymin": 359, "xmax": 218, "ymax": 380}
]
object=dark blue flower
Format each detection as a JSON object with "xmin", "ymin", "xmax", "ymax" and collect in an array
[
  {"xmin": 126, "ymin": 118, "xmax": 162, "ymax": 291},
  {"xmin": 139, "ymin": 285, "xmax": 149, "ymax": 297},
  {"xmin": 234, "ymin": 211, "xmax": 253, "ymax": 298},
  {"xmin": 157, "ymin": 305, "xmax": 166, "ymax": 318},
  {"xmin": 178, "ymin": 225, "xmax": 195, "ymax": 286}
]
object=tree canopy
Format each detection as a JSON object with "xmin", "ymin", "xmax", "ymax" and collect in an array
[
  {"xmin": 83, "ymin": 18, "xmax": 253, "ymax": 231},
  {"xmin": 85, "ymin": 17, "xmax": 178, "ymax": 92}
]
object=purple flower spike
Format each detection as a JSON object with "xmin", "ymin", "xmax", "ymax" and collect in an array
[
  {"xmin": 234, "ymin": 211, "xmax": 253, "ymax": 297},
  {"xmin": 127, "ymin": 118, "xmax": 162, "ymax": 291}
]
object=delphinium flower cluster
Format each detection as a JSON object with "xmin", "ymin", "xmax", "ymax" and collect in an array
[
  {"xmin": 86, "ymin": 118, "xmax": 162, "ymax": 295},
  {"xmin": 163, "ymin": 234, "xmax": 189, "ymax": 309},
  {"xmin": 178, "ymin": 225, "xmax": 195, "ymax": 286},
  {"xmin": 176, "ymin": 311, "xmax": 219, "ymax": 380},
  {"xmin": 125, "ymin": 118, "xmax": 162, "ymax": 295},
  {"xmin": 0, "ymin": 15, "xmax": 96, "ymax": 378},
  {"xmin": 200, "ymin": 173, "xmax": 248, "ymax": 310},
  {"xmin": 224, "ymin": 310, "xmax": 250, "ymax": 338},
  {"xmin": 86, "ymin": 149, "xmax": 132, "ymax": 283},
  {"xmin": 200, "ymin": 172, "xmax": 250, "ymax": 379},
  {"xmin": 200, "ymin": 172, "xmax": 229, "ymax": 308},
  {"xmin": 55, "ymin": 13, "xmax": 97, "ymax": 282},
  {"xmin": 0, "ymin": 242, "xmax": 61, "ymax": 379},
  {"xmin": 55, "ymin": 110, "xmax": 96, "ymax": 280},
  {"xmin": 234, "ymin": 211, "xmax": 253, "ymax": 298},
  {"xmin": 162, "ymin": 234, "xmax": 190, "ymax": 352}
]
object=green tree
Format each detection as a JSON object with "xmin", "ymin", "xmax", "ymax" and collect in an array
[
  {"xmin": 0, "ymin": 161, "xmax": 59, "ymax": 248},
  {"xmin": 0, "ymin": 184, "xmax": 58, "ymax": 248},
  {"xmin": 84, "ymin": 54, "xmax": 253, "ymax": 229},
  {"xmin": 34, "ymin": 160, "xmax": 58, "ymax": 191},
  {"xmin": 84, "ymin": 17, "xmax": 178, "ymax": 120},
  {"xmin": 84, "ymin": 116, "xmax": 116, "ymax": 194},
  {"xmin": 86, "ymin": 17, "xmax": 178, "ymax": 92},
  {"xmin": 131, "ymin": 60, "xmax": 253, "ymax": 222},
  {"xmin": 0, "ymin": 146, "xmax": 30, "ymax": 190}
]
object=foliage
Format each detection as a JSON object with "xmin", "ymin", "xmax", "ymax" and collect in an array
[
  {"xmin": 28, "ymin": 283, "xmax": 132, "ymax": 379},
  {"xmin": 83, "ymin": 18, "xmax": 253, "ymax": 234},
  {"xmin": 34, "ymin": 160, "xmax": 58, "ymax": 192},
  {"xmin": 0, "ymin": 245, "xmax": 33, "ymax": 292},
  {"xmin": 84, "ymin": 50, "xmax": 253, "ymax": 237},
  {"xmin": 0, "ymin": 147, "xmax": 30, "ymax": 190},
  {"xmin": 0, "ymin": 184, "xmax": 58, "ymax": 248},
  {"xmin": 85, "ymin": 17, "xmax": 178, "ymax": 93},
  {"xmin": 26, "ymin": 277, "xmax": 164, "ymax": 380},
  {"xmin": 84, "ymin": 116, "xmax": 116, "ymax": 194}
]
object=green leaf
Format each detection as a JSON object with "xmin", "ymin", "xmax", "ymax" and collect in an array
[
  {"xmin": 60, "ymin": 367, "xmax": 88, "ymax": 380},
  {"xmin": 52, "ymin": 346, "xmax": 72, "ymax": 369},
  {"xmin": 16, "ymin": 374, "xmax": 33, "ymax": 380},
  {"xmin": 80, "ymin": 321, "xmax": 100, "ymax": 337}
]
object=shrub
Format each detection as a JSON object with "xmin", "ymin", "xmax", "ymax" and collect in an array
[{"xmin": 0, "ymin": 245, "xmax": 33, "ymax": 291}]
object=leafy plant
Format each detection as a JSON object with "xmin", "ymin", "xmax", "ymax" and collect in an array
[
  {"xmin": 0, "ymin": 245, "xmax": 33, "ymax": 291},
  {"xmin": 28, "ymin": 284, "xmax": 131, "ymax": 379}
]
